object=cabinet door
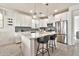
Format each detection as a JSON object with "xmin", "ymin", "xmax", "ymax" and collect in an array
[
  {"xmin": 20, "ymin": 14, "xmax": 24, "ymax": 26},
  {"xmin": 39, "ymin": 19, "xmax": 48, "ymax": 27},
  {"xmin": 15, "ymin": 13, "xmax": 32, "ymax": 27},
  {"xmin": 24, "ymin": 15, "xmax": 32, "ymax": 27},
  {"xmin": 15, "ymin": 13, "xmax": 23, "ymax": 26},
  {"xmin": 32, "ymin": 19, "xmax": 39, "ymax": 28}
]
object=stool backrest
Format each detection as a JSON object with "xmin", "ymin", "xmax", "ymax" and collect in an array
[
  {"xmin": 37, "ymin": 35, "xmax": 49, "ymax": 43},
  {"xmin": 43, "ymin": 35, "xmax": 50, "ymax": 43},
  {"xmin": 50, "ymin": 34, "xmax": 57, "ymax": 40}
]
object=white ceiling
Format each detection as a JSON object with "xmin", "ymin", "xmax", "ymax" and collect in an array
[
  {"xmin": 73, "ymin": 9, "xmax": 79, "ymax": 16},
  {"xmin": 0, "ymin": 3, "xmax": 78, "ymax": 16}
]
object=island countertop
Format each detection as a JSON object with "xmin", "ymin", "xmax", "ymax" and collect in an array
[{"xmin": 30, "ymin": 31, "xmax": 56, "ymax": 39}]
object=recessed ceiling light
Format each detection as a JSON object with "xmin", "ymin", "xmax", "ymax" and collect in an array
[
  {"xmin": 33, "ymin": 15, "xmax": 37, "ymax": 19},
  {"xmin": 42, "ymin": 3, "xmax": 48, "ymax": 6},
  {"xmin": 54, "ymin": 10, "xmax": 58, "ymax": 12},
  {"xmin": 30, "ymin": 10, "xmax": 33, "ymax": 13}
]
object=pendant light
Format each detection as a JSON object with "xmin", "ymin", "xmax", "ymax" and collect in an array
[{"xmin": 32, "ymin": 3, "xmax": 37, "ymax": 19}]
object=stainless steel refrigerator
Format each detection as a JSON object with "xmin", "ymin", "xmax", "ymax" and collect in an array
[{"xmin": 55, "ymin": 20, "xmax": 68, "ymax": 44}]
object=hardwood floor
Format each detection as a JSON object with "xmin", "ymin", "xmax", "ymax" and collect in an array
[{"xmin": 38, "ymin": 42, "xmax": 79, "ymax": 56}]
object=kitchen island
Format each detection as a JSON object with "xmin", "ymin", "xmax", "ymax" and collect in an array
[{"xmin": 30, "ymin": 31, "xmax": 56, "ymax": 56}]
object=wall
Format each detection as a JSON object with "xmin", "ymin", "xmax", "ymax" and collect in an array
[
  {"xmin": 74, "ymin": 16, "xmax": 79, "ymax": 40},
  {"xmin": 0, "ymin": 8, "xmax": 32, "ymax": 56},
  {"xmin": 0, "ymin": 9, "xmax": 15, "ymax": 32},
  {"xmin": 68, "ymin": 4, "xmax": 79, "ymax": 45},
  {"xmin": 0, "ymin": 8, "xmax": 32, "ymax": 32}
]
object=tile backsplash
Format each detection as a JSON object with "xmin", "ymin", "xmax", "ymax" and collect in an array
[{"xmin": 15, "ymin": 26, "xmax": 31, "ymax": 32}]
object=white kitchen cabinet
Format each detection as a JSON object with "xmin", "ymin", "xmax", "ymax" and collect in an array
[
  {"xmin": 48, "ymin": 15, "xmax": 55, "ymax": 23},
  {"xmin": 15, "ymin": 13, "xmax": 22, "ymax": 26},
  {"xmin": 32, "ymin": 19, "xmax": 40, "ymax": 28},
  {"xmin": 32, "ymin": 19, "xmax": 48, "ymax": 28},
  {"xmin": 24, "ymin": 15, "xmax": 32, "ymax": 27},
  {"xmin": 39, "ymin": 19, "xmax": 48, "ymax": 27},
  {"xmin": 15, "ymin": 12, "xmax": 32, "ymax": 27}
]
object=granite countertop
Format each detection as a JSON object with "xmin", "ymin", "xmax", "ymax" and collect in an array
[{"xmin": 30, "ymin": 31, "xmax": 56, "ymax": 39}]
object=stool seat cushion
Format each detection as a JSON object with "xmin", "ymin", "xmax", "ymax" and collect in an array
[
  {"xmin": 50, "ymin": 34, "xmax": 57, "ymax": 40},
  {"xmin": 37, "ymin": 35, "xmax": 49, "ymax": 44}
]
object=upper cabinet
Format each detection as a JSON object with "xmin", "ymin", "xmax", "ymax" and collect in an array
[
  {"xmin": 32, "ymin": 19, "xmax": 39, "ymax": 29},
  {"xmin": 48, "ymin": 15, "xmax": 55, "ymax": 23},
  {"xmin": 39, "ymin": 19, "xmax": 48, "ymax": 27},
  {"xmin": 32, "ymin": 19, "xmax": 48, "ymax": 28},
  {"xmin": 24, "ymin": 14, "xmax": 32, "ymax": 27},
  {"xmin": 15, "ymin": 12, "xmax": 32, "ymax": 27},
  {"xmin": 15, "ymin": 12, "xmax": 22, "ymax": 26}
]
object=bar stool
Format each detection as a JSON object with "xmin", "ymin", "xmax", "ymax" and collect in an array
[
  {"xmin": 36, "ymin": 35, "xmax": 50, "ymax": 56},
  {"xmin": 49, "ymin": 34, "xmax": 57, "ymax": 52}
]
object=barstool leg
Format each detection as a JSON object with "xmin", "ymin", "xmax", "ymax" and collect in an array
[
  {"xmin": 42, "ymin": 44, "xmax": 44, "ymax": 56},
  {"xmin": 46, "ymin": 43, "xmax": 50, "ymax": 56},
  {"xmin": 54, "ymin": 40, "xmax": 56, "ymax": 49},
  {"xmin": 36, "ymin": 43, "xmax": 40, "ymax": 56},
  {"xmin": 52, "ymin": 40, "xmax": 54, "ymax": 53}
]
